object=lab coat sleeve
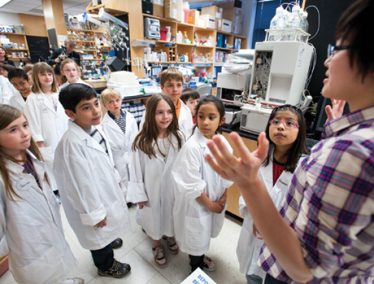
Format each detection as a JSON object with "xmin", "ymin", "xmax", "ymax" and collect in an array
[
  {"xmin": 126, "ymin": 149, "xmax": 148, "ymax": 203},
  {"xmin": 55, "ymin": 143, "xmax": 106, "ymax": 226},
  {"xmin": 172, "ymin": 144, "xmax": 206, "ymax": 202},
  {"xmin": 24, "ymin": 96, "xmax": 44, "ymax": 142}
]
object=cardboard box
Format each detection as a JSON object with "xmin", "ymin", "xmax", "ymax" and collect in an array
[
  {"xmin": 201, "ymin": 5, "xmax": 222, "ymax": 19},
  {"xmin": 206, "ymin": 15, "xmax": 217, "ymax": 29},
  {"xmin": 219, "ymin": 19, "xmax": 232, "ymax": 33},
  {"xmin": 153, "ymin": 4, "xmax": 164, "ymax": 18},
  {"xmin": 164, "ymin": 0, "xmax": 183, "ymax": 22},
  {"xmin": 188, "ymin": 9, "xmax": 199, "ymax": 26}
]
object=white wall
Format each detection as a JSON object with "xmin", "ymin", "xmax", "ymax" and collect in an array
[{"xmin": 0, "ymin": 12, "xmax": 21, "ymax": 26}]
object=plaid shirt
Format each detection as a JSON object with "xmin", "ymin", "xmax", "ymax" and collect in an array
[{"xmin": 259, "ymin": 106, "xmax": 374, "ymax": 283}]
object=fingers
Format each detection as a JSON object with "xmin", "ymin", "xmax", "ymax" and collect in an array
[
  {"xmin": 325, "ymin": 105, "xmax": 333, "ymax": 120},
  {"xmin": 255, "ymin": 132, "xmax": 269, "ymax": 162}
]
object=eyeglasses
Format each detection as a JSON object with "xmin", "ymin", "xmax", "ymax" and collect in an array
[
  {"xmin": 327, "ymin": 44, "xmax": 351, "ymax": 58},
  {"xmin": 269, "ymin": 118, "xmax": 299, "ymax": 129}
]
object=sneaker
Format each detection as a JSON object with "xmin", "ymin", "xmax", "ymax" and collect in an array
[
  {"xmin": 61, "ymin": 278, "xmax": 85, "ymax": 284},
  {"xmin": 165, "ymin": 237, "xmax": 179, "ymax": 255},
  {"xmin": 152, "ymin": 245, "xmax": 167, "ymax": 267},
  {"xmin": 110, "ymin": 238, "xmax": 123, "ymax": 249},
  {"xmin": 98, "ymin": 259, "xmax": 131, "ymax": 278},
  {"xmin": 202, "ymin": 256, "xmax": 216, "ymax": 272}
]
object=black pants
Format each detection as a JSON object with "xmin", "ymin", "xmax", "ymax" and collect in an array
[
  {"xmin": 189, "ymin": 254, "xmax": 204, "ymax": 272},
  {"xmin": 90, "ymin": 243, "xmax": 114, "ymax": 271},
  {"xmin": 265, "ymin": 274, "xmax": 287, "ymax": 284}
]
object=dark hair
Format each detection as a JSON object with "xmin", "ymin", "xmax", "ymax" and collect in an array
[
  {"xmin": 0, "ymin": 63, "xmax": 16, "ymax": 73},
  {"xmin": 59, "ymin": 83, "xmax": 97, "ymax": 112},
  {"xmin": 133, "ymin": 94, "xmax": 183, "ymax": 159},
  {"xmin": 194, "ymin": 95, "xmax": 225, "ymax": 134},
  {"xmin": 336, "ymin": 0, "xmax": 374, "ymax": 80},
  {"xmin": 263, "ymin": 104, "xmax": 308, "ymax": 172},
  {"xmin": 0, "ymin": 105, "xmax": 44, "ymax": 200},
  {"xmin": 8, "ymin": 68, "xmax": 29, "ymax": 81},
  {"xmin": 160, "ymin": 68, "xmax": 183, "ymax": 87},
  {"xmin": 180, "ymin": 88, "xmax": 200, "ymax": 104}
]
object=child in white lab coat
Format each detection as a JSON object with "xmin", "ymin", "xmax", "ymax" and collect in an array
[
  {"xmin": 8, "ymin": 68, "xmax": 32, "ymax": 111},
  {"xmin": 140, "ymin": 68, "xmax": 193, "ymax": 138},
  {"xmin": 54, "ymin": 83, "xmax": 131, "ymax": 279},
  {"xmin": 100, "ymin": 88, "xmax": 138, "ymax": 196},
  {"xmin": 128, "ymin": 94, "xmax": 184, "ymax": 266},
  {"xmin": 0, "ymin": 105, "xmax": 82, "ymax": 284},
  {"xmin": 172, "ymin": 95, "xmax": 233, "ymax": 273},
  {"xmin": 237, "ymin": 104, "xmax": 308, "ymax": 284},
  {"xmin": 59, "ymin": 58, "xmax": 88, "ymax": 90},
  {"xmin": 24, "ymin": 62, "xmax": 68, "ymax": 167}
]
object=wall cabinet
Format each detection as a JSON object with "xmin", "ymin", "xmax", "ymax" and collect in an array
[
  {"xmin": 143, "ymin": 13, "xmax": 246, "ymax": 76},
  {"xmin": 0, "ymin": 32, "xmax": 30, "ymax": 63}
]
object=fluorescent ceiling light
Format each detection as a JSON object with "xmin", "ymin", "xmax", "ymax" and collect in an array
[{"xmin": 0, "ymin": 0, "xmax": 12, "ymax": 8}]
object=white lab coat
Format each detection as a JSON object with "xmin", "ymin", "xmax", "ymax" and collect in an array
[
  {"xmin": 172, "ymin": 129, "xmax": 233, "ymax": 255},
  {"xmin": 127, "ymin": 133, "xmax": 184, "ymax": 240},
  {"xmin": 8, "ymin": 91, "xmax": 26, "ymax": 111},
  {"xmin": 0, "ymin": 76, "xmax": 16, "ymax": 104},
  {"xmin": 140, "ymin": 99, "xmax": 193, "ymax": 139},
  {"xmin": 0, "ymin": 151, "xmax": 76, "ymax": 284},
  {"xmin": 24, "ymin": 91, "xmax": 69, "ymax": 162},
  {"xmin": 101, "ymin": 111, "xmax": 138, "ymax": 197},
  {"xmin": 236, "ymin": 155, "xmax": 295, "ymax": 277},
  {"xmin": 53, "ymin": 122, "xmax": 130, "ymax": 250},
  {"xmin": 59, "ymin": 79, "xmax": 89, "ymax": 90}
]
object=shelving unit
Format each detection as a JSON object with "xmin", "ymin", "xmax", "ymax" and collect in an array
[
  {"xmin": 0, "ymin": 32, "xmax": 30, "ymax": 63},
  {"xmin": 141, "ymin": 13, "xmax": 246, "ymax": 77},
  {"xmin": 66, "ymin": 27, "xmax": 112, "ymax": 80}
]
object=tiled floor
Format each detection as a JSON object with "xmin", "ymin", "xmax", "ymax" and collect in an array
[{"xmin": 0, "ymin": 207, "xmax": 247, "ymax": 284}]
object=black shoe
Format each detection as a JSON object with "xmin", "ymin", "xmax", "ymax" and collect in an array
[
  {"xmin": 98, "ymin": 260, "xmax": 131, "ymax": 278},
  {"xmin": 110, "ymin": 238, "xmax": 123, "ymax": 249}
]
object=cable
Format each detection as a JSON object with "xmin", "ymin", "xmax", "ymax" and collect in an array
[
  {"xmin": 305, "ymin": 5, "xmax": 320, "ymax": 40},
  {"xmin": 304, "ymin": 43, "xmax": 317, "ymax": 89}
]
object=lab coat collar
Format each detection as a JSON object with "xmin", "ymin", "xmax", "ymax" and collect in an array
[
  {"xmin": 102, "ymin": 113, "xmax": 125, "ymax": 138},
  {"xmin": 194, "ymin": 128, "xmax": 210, "ymax": 148},
  {"xmin": 69, "ymin": 121, "xmax": 106, "ymax": 154},
  {"xmin": 6, "ymin": 150, "xmax": 45, "ymax": 178}
]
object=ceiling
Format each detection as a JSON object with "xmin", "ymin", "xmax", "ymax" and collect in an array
[
  {"xmin": 0, "ymin": 0, "xmax": 91, "ymax": 16},
  {"xmin": 0, "ymin": 0, "xmax": 234, "ymax": 16}
]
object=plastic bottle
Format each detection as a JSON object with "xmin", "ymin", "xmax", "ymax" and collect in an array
[
  {"xmin": 269, "ymin": 7, "xmax": 284, "ymax": 29},
  {"xmin": 183, "ymin": 2, "xmax": 190, "ymax": 24},
  {"xmin": 301, "ymin": 11, "xmax": 309, "ymax": 32},
  {"xmin": 288, "ymin": 4, "xmax": 302, "ymax": 29}
]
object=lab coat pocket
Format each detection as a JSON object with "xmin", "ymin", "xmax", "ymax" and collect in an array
[
  {"xmin": 12, "ymin": 246, "xmax": 64, "ymax": 284},
  {"xmin": 185, "ymin": 215, "xmax": 211, "ymax": 254},
  {"xmin": 211, "ymin": 210, "xmax": 225, "ymax": 238}
]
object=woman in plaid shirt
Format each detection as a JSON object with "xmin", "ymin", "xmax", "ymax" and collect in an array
[{"xmin": 205, "ymin": 0, "xmax": 374, "ymax": 283}]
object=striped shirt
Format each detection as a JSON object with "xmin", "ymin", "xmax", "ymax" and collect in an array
[{"xmin": 259, "ymin": 106, "xmax": 374, "ymax": 283}]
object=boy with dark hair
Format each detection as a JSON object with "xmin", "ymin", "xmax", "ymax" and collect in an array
[
  {"xmin": 55, "ymin": 83, "xmax": 131, "ymax": 279},
  {"xmin": 206, "ymin": 0, "xmax": 374, "ymax": 283},
  {"xmin": 8, "ymin": 68, "xmax": 32, "ymax": 111},
  {"xmin": 180, "ymin": 88, "xmax": 200, "ymax": 124}
]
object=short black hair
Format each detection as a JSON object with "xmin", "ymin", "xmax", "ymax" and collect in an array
[
  {"xmin": 8, "ymin": 68, "xmax": 29, "ymax": 81},
  {"xmin": 59, "ymin": 83, "xmax": 97, "ymax": 112},
  {"xmin": 181, "ymin": 88, "xmax": 200, "ymax": 104},
  {"xmin": 336, "ymin": 0, "xmax": 374, "ymax": 80}
]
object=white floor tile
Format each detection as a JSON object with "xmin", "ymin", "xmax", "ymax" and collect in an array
[{"xmin": 0, "ymin": 207, "xmax": 247, "ymax": 284}]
